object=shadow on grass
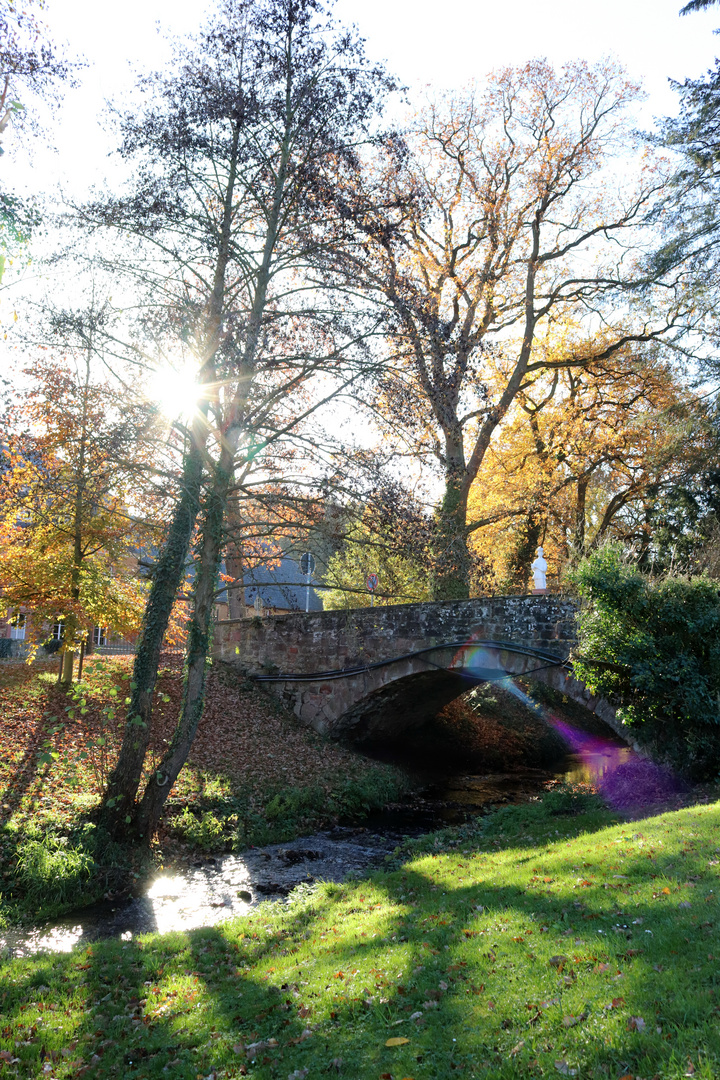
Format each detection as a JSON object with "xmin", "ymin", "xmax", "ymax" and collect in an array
[{"xmin": 2, "ymin": 803, "xmax": 720, "ymax": 1079}]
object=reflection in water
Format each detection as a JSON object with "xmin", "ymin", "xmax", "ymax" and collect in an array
[
  {"xmin": 496, "ymin": 673, "xmax": 688, "ymax": 813},
  {"xmin": 495, "ymin": 674, "xmax": 637, "ymax": 784},
  {"xmin": 562, "ymin": 747, "xmax": 632, "ymax": 785}
]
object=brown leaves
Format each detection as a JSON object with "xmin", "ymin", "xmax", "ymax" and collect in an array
[{"xmin": 562, "ymin": 1011, "xmax": 587, "ymax": 1028}]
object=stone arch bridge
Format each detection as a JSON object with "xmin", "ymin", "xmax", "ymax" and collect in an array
[{"xmin": 214, "ymin": 595, "xmax": 626, "ymax": 744}]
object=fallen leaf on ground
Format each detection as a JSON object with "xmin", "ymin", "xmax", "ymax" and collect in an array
[
  {"xmin": 385, "ymin": 1037, "xmax": 410, "ymax": 1047},
  {"xmin": 628, "ymin": 1016, "xmax": 646, "ymax": 1032},
  {"xmin": 562, "ymin": 1012, "xmax": 587, "ymax": 1028},
  {"xmin": 554, "ymin": 1061, "xmax": 578, "ymax": 1076}
]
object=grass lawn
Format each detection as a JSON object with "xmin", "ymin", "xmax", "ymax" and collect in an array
[{"xmin": 1, "ymin": 790, "xmax": 719, "ymax": 1079}]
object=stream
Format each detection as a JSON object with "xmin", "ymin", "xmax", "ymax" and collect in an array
[{"xmin": 0, "ymin": 744, "xmax": 634, "ymax": 960}]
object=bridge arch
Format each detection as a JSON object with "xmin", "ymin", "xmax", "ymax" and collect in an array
[{"xmin": 213, "ymin": 596, "xmax": 629, "ymax": 747}]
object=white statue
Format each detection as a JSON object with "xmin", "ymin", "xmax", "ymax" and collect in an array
[{"xmin": 531, "ymin": 546, "xmax": 547, "ymax": 591}]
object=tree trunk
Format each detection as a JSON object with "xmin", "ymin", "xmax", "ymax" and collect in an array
[
  {"xmin": 136, "ymin": 463, "xmax": 230, "ymax": 837},
  {"xmin": 99, "ymin": 437, "xmax": 205, "ymax": 836},
  {"xmin": 225, "ymin": 499, "xmax": 245, "ymax": 619},
  {"xmin": 501, "ymin": 513, "xmax": 542, "ymax": 592},
  {"xmin": 99, "ymin": 120, "xmax": 242, "ymax": 838},
  {"xmin": 431, "ymin": 436, "xmax": 471, "ymax": 601},
  {"xmin": 60, "ymin": 639, "xmax": 74, "ymax": 684},
  {"xmin": 573, "ymin": 476, "xmax": 589, "ymax": 556}
]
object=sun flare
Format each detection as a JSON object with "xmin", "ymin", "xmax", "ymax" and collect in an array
[{"xmin": 148, "ymin": 360, "xmax": 201, "ymax": 420}]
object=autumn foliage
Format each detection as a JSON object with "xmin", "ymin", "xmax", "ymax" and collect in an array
[{"xmin": 0, "ymin": 354, "xmax": 159, "ymax": 673}]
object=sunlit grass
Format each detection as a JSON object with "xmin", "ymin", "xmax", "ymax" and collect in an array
[{"xmin": 1, "ymin": 795, "xmax": 720, "ymax": 1078}]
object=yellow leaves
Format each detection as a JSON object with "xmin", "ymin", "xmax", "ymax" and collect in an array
[
  {"xmin": 385, "ymin": 1037, "xmax": 410, "ymax": 1046},
  {"xmin": 469, "ymin": 345, "xmax": 696, "ymax": 589}
]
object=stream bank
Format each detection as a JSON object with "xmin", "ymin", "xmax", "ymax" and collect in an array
[
  {"xmin": 0, "ymin": 745, "xmax": 627, "ymax": 959},
  {"xmin": 0, "ymin": 673, "xmax": 658, "ymax": 958}
]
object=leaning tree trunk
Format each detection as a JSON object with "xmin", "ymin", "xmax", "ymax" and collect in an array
[
  {"xmin": 136, "ymin": 461, "xmax": 231, "ymax": 838},
  {"xmin": 99, "ymin": 438, "xmax": 206, "ymax": 837},
  {"xmin": 133, "ymin": 128, "xmax": 291, "ymax": 835},
  {"xmin": 99, "ymin": 121, "xmax": 242, "ymax": 839}
]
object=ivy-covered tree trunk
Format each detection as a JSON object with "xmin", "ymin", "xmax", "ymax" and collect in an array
[
  {"xmin": 99, "ymin": 438, "xmax": 205, "ymax": 835},
  {"xmin": 573, "ymin": 475, "xmax": 589, "ymax": 557},
  {"xmin": 136, "ymin": 463, "xmax": 231, "ymax": 837},
  {"xmin": 60, "ymin": 346, "xmax": 92, "ymax": 686},
  {"xmin": 97, "ymin": 0, "xmax": 398, "ymax": 839},
  {"xmin": 99, "ymin": 118, "xmax": 242, "ymax": 838},
  {"xmin": 505, "ymin": 513, "xmax": 542, "ymax": 591},
  {"xmin": 431, "ymin": 478, "xmax": 471, "ymax": 601}
]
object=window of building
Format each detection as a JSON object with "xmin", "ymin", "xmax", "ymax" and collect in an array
[
  {"xmin": 9, "ymin": 613, "xmax": 26, "ymax": 641},
  {"xmin": 52, "ymin": 621, "xmax": 64, "ymax": 641},
  {"xmin": 93, "ymin": 626, "xmax": 107, "ymax": 647}
]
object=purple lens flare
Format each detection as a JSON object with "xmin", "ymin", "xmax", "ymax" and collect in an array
[{"xmin": 453, "ymin": 640, "xmax": 686, "ymax": 811}]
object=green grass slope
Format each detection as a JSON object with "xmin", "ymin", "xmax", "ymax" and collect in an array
[{"xmin": 2, "ymin": 793, "xmax": 720, "ymax": 1079}]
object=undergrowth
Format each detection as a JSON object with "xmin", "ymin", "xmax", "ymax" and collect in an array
[
  {"xmin": 167, "ymin": 769, "xmax": 410, "ymax": 851},
  {"xmin": 0, "ymin": 658, "xmax": 410, "ymax": 924}
]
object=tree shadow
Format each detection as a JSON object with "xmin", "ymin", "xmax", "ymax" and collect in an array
[{"xmin": 1, "ymin": 803, "xmax": 719, "ymax": 1078}]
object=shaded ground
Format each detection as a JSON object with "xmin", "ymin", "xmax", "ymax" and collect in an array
[
  {"xmin": 3, "ymin": 654, "xmax": 714, "ymax": 934},
  {"xmin": 359, "ymin": 681, "xmax": 571, "ymax": 773},
  {"xmin": 0, "ymin": 657, "xmax": 407, "ymax": 924}
]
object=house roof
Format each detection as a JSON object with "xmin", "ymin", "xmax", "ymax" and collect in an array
[{"xmin": 242, "ymin": 556, "xmax": 323, "ymax": 612}]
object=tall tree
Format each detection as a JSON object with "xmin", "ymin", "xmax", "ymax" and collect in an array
[
  {"xmin": 86, "ymin": 0, "xmax": 395, "ymax": 838},
  {"xmin": 466, "ymin": 345, "xmax": 706, "ymax": 589},
  {"xmin": 0, "ymin": 322, "xmax": 158, "ymax": 679},
  {"xmin": 335, "ymin": 61, "xmax": 690, "ymax": 599},
  {"xmin": 0, "ymin": 0, "xmax": 73, "ymax": 281}
]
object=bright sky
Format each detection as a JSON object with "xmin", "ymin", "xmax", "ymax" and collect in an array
[{"xmin": 12, "ymin": 0, "xmax": 720, "ymax": 199}]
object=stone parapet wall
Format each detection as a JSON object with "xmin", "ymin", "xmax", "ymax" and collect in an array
[{"xmin": 213, "ymin": 594, "xmax": 578, "ymax": 677}]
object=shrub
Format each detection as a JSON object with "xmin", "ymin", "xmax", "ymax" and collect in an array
[
  {"xmin": 15, "ymin": 833, "xmax": 96, "ymax": 905},
  {"xmin": 570, "ymin": 545, "xmax": 720, "ymax": 777},
  {"xmin": 169, "ymin": 808, "xmax": 227, "ymax": 851},
  {"xmin": 233, "ymin": 769, "xmax": 409, "ymax": 849}
]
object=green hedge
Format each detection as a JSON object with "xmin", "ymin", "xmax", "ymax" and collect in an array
[{"xmin": 570, "ymin": 545, "xmax": 720, "ymax": 777}]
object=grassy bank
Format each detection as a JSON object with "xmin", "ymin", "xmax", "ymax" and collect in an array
[
  {"xmin": 0, "ymin": 657, "xmax": 408, "ymax": 925},
  {"xmin": 1, "ymin": 791, "xmax": 719, "ymax": 1078}
]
